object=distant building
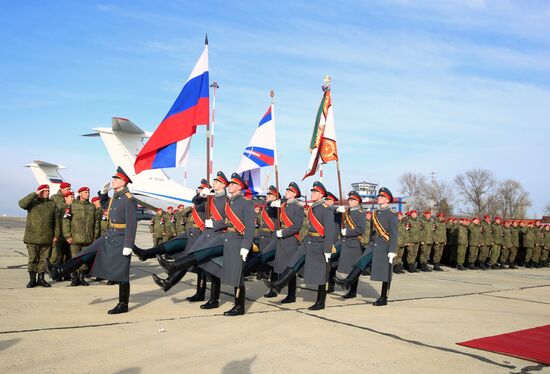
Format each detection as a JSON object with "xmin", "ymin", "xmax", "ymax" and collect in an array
[{"xmin": 351, "ymin": 181, "xmax": 408, "ymax": 213}]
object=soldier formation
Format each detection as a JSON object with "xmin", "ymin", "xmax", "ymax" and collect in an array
[{"xmin": 20, "ymin": 169, "xmax": 548, "ymax": 316}]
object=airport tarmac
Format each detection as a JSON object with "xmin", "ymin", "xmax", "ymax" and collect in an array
[{"xmin": 1, "ymin": 216, "xmax": 549, "ymax": 374}]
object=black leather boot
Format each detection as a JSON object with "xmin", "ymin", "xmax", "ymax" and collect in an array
[
  {"xmin": 264, "ymin": 272, "xmax": 278, "ymax": 298},
  {"xmin": 407, "ymin": 263, "xmax": 415, "ymax": 273},
  {"xmin": 187, "ymin": 273, "xmax": 206, "ymax": 302},
  {"xmin": 393, "ymin": 264, "xmax": 400, "ymax": 274},
  {"xmin": 468, "ymin": 263, "xmax": 476, "ymax": 270},
  {"xmin": 108, "ymin": 282, "xmax": 130, "ymax": 314},
  {"xmin": 334, "ymin": 266, "xmax": 362, "ymax": 290},
  {"xmin": 37, "ymin": 272, "xmax": 51, "ymax": 287},
  {"xmin": 79, "ymin": 271, "xmax": 89, "ymax": 286},
  {"xmin": 157, "ymin": 253, "xmax": 197, "ymax": 274},
  {"xmin": 373, "ymin": 282, "xmax": 389, "ymax": 306},
  {"xmin": 200, "ymin": 276, "xmax": 220, "ymax": 309},
  {"xmin": 433, "ymin": 263, "xmax": 444, "ymax": 271},
  {"xmin": 27, "ymin": 272, "xmax": 37, "ymax": 288},
  {"xmin": 263, "ymin": 267, "xmax": 296, "ymax": 293},
  {"xmin": 152, "ymin": 270, "xmax": 186, "ymax": 292},
  {"xmin": 280, "ymin": 274, "xmax": 296, "ymax": 304},
  {"xmin": 343, "ymin": 279, "xmax": 358, "ymax": 299},
  {"xmin": 456, "ymin": 264, "xmax": 466, "ymax": 271},
  {"xmin": 224, "ymin": 286, "xmax": 245, "ymax": 316},
  {"xmin": 308, "ymin": 285, "xmax": 326, "ymax": 310},
  {"xmin": 133, "ymin": 244, "xmax": 166, "ymax": 262},
  {"xmin": 420, "ymin": 263, "xmax": 432, "ymax": 272},
  {"xmin": 45, "ymin": 257, "xmax": 83, "ymax": 281},
  {"xmin": 398, "ymin": 264, "xmax": 405, "ymax": 274},
  {"xmin": 327, "ymin": 267, "xmax": 336, "ymax": 293},
  {"xmin": 70, "ymin": 272, "xmax": 80, "ymax": 286}
]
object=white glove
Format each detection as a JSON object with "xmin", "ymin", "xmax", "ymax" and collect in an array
[
  {"xmin": 271, "ymin": 200, "xmax": 282, "ymax": 208},
  {"xmin": 276, "ymin": 229, "xmax": 283, "ymax": 238},
  {"xmin": 337, "ymin": 206, "xmax": 346, "ymax": 213},
  {"xmin": 199, "ymin": 187, "xmax": 211, "ymax": 197},
  {"xmin": 324, "ymin": 253, "xmax": 331, "ymax": 263},
  {"xmin": 240, "ymin": 248, "xmax": 249, "ymax": 261},
  {"xmin": 388, "ymin": 252, "xmax": 396, "ymax": 264},
  {"xmin": 205, "ymin": 219, "xmax": 214, "ymax": 228},
  {"xmin": 122, "ymin": 247, "xmax": 132, "ymax": 256},
  {"xmin": 341, "ymin": 228, "xmax": 347, "ymax": 236},
  {"xmin": 101, "ymin": 181, "xmax": 111, "ymax": 195}
]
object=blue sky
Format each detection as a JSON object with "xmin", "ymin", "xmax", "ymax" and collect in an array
[{"xmin": 1, "ymin": 0, "xmax": 549, "ymax": 217}]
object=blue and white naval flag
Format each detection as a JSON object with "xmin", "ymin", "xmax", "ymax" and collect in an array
[{"xmin": 237, "ymin": 104, "xmax": 278, "ymax": 196}]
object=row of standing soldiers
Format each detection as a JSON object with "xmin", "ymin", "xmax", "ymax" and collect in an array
[{"xmin": 394, "ymin": 210, "xmax": 550, "ymax": 273}]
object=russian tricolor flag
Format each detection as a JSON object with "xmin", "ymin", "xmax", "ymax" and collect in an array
[{"xmin": 134, "ymin": 40, "xmax": 209, "ymax": 174}]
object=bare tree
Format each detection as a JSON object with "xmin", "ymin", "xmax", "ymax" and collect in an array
[
  {"xmin": 545, "ymin": 203, "xmax": 550, "ymax": 216},
  {"xmin": 398, "ymin": 172, "xmax": 428, "ymax": 211},
  {"xmin": 424, "ymin": 180, "xmax": 454, "ymax": 215},
  {"xmin": 454, "ymin": 169, "xmax": 496, "ymax": 216},
  {"xmin": 494, "ymin": 179, "xmax": 531, "ymax": 219}
]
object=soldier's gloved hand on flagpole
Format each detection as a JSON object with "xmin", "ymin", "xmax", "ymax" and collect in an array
[
  {"xmin": 387, "ymin": 252, "xmax": 396, "ymax": 264},
  {"xmin": 122, "ymin": 247, "xmax": 132, "ymax": 256},
  {"xmin": 101, "ymin": 181, "xmax": 111, "ymax": 195},
  {"xmin": 209, "ymin": 189, "xmax": 216, "ymax": 196},
  {"xmin": 240, "ymin": 248, "xmax": 249, "ymax": 261},
  {"xmin": 276, "ymin": 230, "xmax": 283, "ymax": 238},
  {"xmin": 205, "ymin": 219, "xmax": 213, "ymax": 229},
  {"xmin": 341, "ymin": 228, "xmax": 347, "ymax": 236},
  {"xmin": 199, "ymin": 188, "xmax": 210, "ymax": 197},
  {"xmin": 271, "ymin": 200, "xmax": 282, "ymax": 208},
  {"xmin": 324, "ymin": 253, "xmax": 331, "ymax": 263},
  {"xmin": 336, "ymin": 206, "xmax": 346, "ymax": 213}
]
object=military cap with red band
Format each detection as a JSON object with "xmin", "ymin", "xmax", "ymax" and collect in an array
[
  {"xmin": 310, "ymin": 181, "xmax": 327, "ymax": 196},
  {"xmin": 286, "ymin": 182, "xmax": 301, "ymax": 198},
  {"xmin": 377, "ymin": 187, "xmax": 393, "ymax": 202},
  {"xmin": 214, "ymin": 171, "xmax": 229, "ymax": 187},
  {"xmin": 326, "ymin": 191, "xmax": 338, "ymax": 202},
  {"xmin": 348, "ymin": 190, "xmax": 362, "ymax": 203},
  {"xmin": 229, "ymin": 172, "xmax": 248, "ymax": 190},
  {"xmin": 112, "ymin": 166, "xmax": 132, "ymax": 184}
]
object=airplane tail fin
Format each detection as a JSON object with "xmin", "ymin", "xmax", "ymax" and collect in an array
[{"xmin": 25, "ymin": 160, "xmax": 66, "ymax": 195}]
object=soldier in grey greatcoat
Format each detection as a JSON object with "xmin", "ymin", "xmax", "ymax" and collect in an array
[
  {"xmin": 46, "ymin": 167, "xmax": 137, "ymax": 315},
  {"xmin": 336, "ymin": 187, "xmax": 398, "ymax": 306},
  {"xmin": 335, "ymin": 190, "xmax": 366, "ymax": 299}
]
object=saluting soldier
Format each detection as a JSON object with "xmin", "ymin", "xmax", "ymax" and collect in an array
[
  {"xmin": 50, "ymin": 181, "xmax": 72, "ymax": 263},
  {"xmin": 406, "ymin": 210, "xmax": 421, "ymax": 273},
  {"xmin": 62, "ymin": 186, "xmax": 98, "ymax": 286},
  {"xmin": 467, "ymin": 217, "xmax": 482, "ymax": 269},
  {"xmin": 335, "ymin": 187, "xmax": 398, "ymax": 306},
  {"xmin": 150, "ymin": 208, "xmax": 165, "ymax": 246},
  {"xmin": 432, "ymin": 213, "xmax": 447, "ymax": 271},
  {"xmin": 19, "ymin": 184, "xmax": 60, "ymax": 288},
  {"xmin": 488, "ymin": 216, "xmax": 503, "ymax": 269},
  {"xmin": 46, "ymin": 167, "xmax": 137, "ymax": 314},
  {"xmin": 220, "ymin": 173, "xmax": 255, "ymax": 316},
  {"xmin": 336, "ymin": 191, "xmax": 366, "ymax": 298},
  {"xmin": 419, "ymin": 210, "xmax": 433, "ymax": 272},
  {"xmin": 301, "ymin": 182, "xmax": 336, "ymax": 310},
  {"xmin": 267, "ymin": 182, "xmax": 304, "ymax": 303}
]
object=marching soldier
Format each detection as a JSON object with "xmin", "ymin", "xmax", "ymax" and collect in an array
[
  {"xmin": 467, "ymin": 217, "xmax": 482, "ymax": 269},
  {"xmin": 335, "ymin": 187, "xmax": 398, "ymax": 306},
  {"xmin": 432, "ymin": 213, "xmax": 447, "ymax": 271},
  {"xmin": 220, "ymin": 173, "xmax": 255, "ymax": 316},
  {"xmin": 336, "ymin": 191, "xmax": 366, "ymax": 298},
  {"xmin": 47, "ymin": 167, "xmax": 137, "ymax": 314},
  {"xmin": 19, "ymin": 184, "xmax": 60, "ymax": 288},
  {"xmin": 455, "ymin": 218, "xmax": 469, "ymax": 270},
  {"xmin": 394, "ymin": 211, "xmax": 407, "ymax": 274},
  {"xmin": 258, "ymin": 185, "xmax": 280, "ymax": 295},
  {"xmin": 488, "ymin": 216, "xmax": 503, "ymax": 269},
  {"xmin": 406, "ymin": 210, "xmax": 421, "ymax": 272},
  {"xmin": 302, "ymin": 181, "xmax": 335, "ymax": 310},
  {"xmin": 50, "ymin": 181, "xmax": 72, "ymax": 263},
  {"xmin": 419, "ymin": 210, "xmax": 433, "ymax": 272},
  {"xmin": 150, "ymin": 208, "xmax": 166, "ymax": 246},
  {"xmin": 269, "ymin": 182, "xmax": 304, "ymax": 303},
  {"xmin": 478, "ymin": 215, "xmax": 493, "ymax": 269},
  {"xmin": 324, "ymin": 191, "xmax": 341, "ymax": 292},
  {"xmin": 62, "ymin": 187, "xmax": 98, "ymax": 286}
]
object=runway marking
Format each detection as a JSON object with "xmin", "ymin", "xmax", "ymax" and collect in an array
[{"xmin": 482, "ymin": 294, "xmax": 550, "ymax": 305}]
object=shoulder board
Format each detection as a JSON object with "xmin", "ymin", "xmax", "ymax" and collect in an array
[
  {"xmin": 322, "ymin": 203, "xmax": 329, "ymax": 208},
  {"xmin": 125, "ymin": 192, "xmax": 133, "ymax": 199}
]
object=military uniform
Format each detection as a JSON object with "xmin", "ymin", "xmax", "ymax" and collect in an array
[
  {"xmin": 338, "ymin": 205, "xmax": 366, "ymax": 274},
  {"xmin": 509, "ymin": 223, "xmax": 520, "ymax": 268},
  {"xmin": 394, "ymin": 214, "xmax": 407, "ymax": 273},
  {"xmin": 406, "ymin": 212, "xmax": 421, "ymax": 272},
  {"xmin": 419, "ymin": 213, "xmax": 434, "ymax": 271},
  {"xmin": 521, "ymin": 224, "xmax": 535, "ymax": 267},
  {"xmin": 162, "ymin": 210, "xmax": 176, "ymax": 243},
  {"xmin": 149, "ymin": 211, "xmax": 166, "ymax": 247},
  {"xmin": 542, "ymin": 227, "xmax": 550, "ymax": 267},
  {"xmin": 455, "ymin": 219, "xmax": 469, "ymax": 270},
  {"xmin": 532, "ymin": 225, "xmax": 544, "ymax": 266},
  {"xmin": 51, "ymin": 187, "xmax": 71, "ymax": 264},
  {"xmin": 19, "ymin": 187, "xmax": 60, "ymax": 287},
  {"xmin": 432, "ymin": 215, "xmax": 447, "ymax": 270},
  {"xmin": 478, "ymin": 218, "xmax": 493, "ymax": 268},
  {"xmin": 174, "ymin": 205, "xmax": 191, "ymax": 237},
  {"xmin": 488, "ymin": 219, "xmax": 503, "ymax": 268},
  {"xmin": 467, "ymin": 219, "xmax": 482, "ymax": 269},
  {"xmin": 500, "ymin": 223, "xmax": 513, "ymax": 268}
]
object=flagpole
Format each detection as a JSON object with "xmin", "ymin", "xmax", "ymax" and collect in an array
[
  {"xmin": 271, "ymin": 90, "xmax": 281, "ymax": 227},
  {"xmin": 205, "ymin": 34, "xmax": 212, "ymax": 218},
  {"xmin": 323, "ymin": 76, "xmax": 344, "ymax": 203},
  {"xmin": 210, "ymin": 81, "xmax": 219, "ymax": 180}
]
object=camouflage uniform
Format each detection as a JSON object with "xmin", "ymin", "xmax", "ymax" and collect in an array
[
  {"xmin": 542, "ymin": 227, "xmax": 550, "ymax": 266},
  {"xmin": 419, "ymin": 216, "xmax": 433, "ymax": 271},
  {"xmin": 478, "ymin": 220, "xmax": 492, "ymax": 268},
  {"xmin": 532, "ymin": 226, "xmax": 544, "ymax": 265},
  {"xmin": 62, "ymin": 199, "xmax": 98, "ymax": 274},
  {"xmin": 149, "ymin": 213, "xmax": 166, "ymax": 246},
  {"xmin": 488, "ymin": 221, "xmax": 503, "ymax": 267},
  {"xmin": 521, "ymin": 225, "xmax": 535, "ymax": 266},
  {"xmin": 509, "ymin": 223, "xmax": 520, "ymax": 268},
  {"xmin": 395, "ymin": 217, "xmax": 408, "ymax": 272},
  {"xmin": 174, "ymin": 207, "xmax": 191, "ymax": 237},
  {"xmin": 50, "ymin": 190, "xmax": 69, "ymax": 263},
  {"xmin": 19, "ymin": 192, "xmax": 60, "ymax": 283},
  {"xmin": 432, "ymin": 218, "xmax": 447, "ymax": 269},
  {"xmin": 406, "ymin": 216, "xmax": 421, "ymax": 271},
  {"xmin": 467, "ymin": 221, "xmax": 481, "ymax": 269},
  {"xmin": 456, "ymin": 221, "xmax": 468, "ymax": 269},
  {"xmin": 500, "ymin": 224, "xmax": 513, "ymax": 268},
  {"xmin": 163, "ymin": 212, "xmax": 176, "ymax": 243}
]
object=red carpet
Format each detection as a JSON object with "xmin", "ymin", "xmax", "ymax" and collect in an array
[{"xmin": 457, "ymin": 325, "xmax": 550, "ymax": 365}]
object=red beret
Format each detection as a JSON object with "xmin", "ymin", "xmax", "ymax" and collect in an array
[
  {"xmin": 78, "ymin": 187, "xmax": 90, "ymax": 193},
  {"xmin": 37, "ymin": 184, "xmax": 49, "ymax": 191},
  {"xmin": 483, "ymin": 214, "xmax": 490, "ymax": 219},
  {"xmin": 424, "ymin": 210, "xmax": 431, "ymax": 215},
  {"xmin": 177, "ymin": 204, "xmax": 184, "ymax": 208},
  {"xmin": 410, "ymin": 210, "xmax": 417, "ymax": 214},
  {"xmin": 64, "ymin": 191, "xmax": 74, "ymax": 197},
  {"xmin": 167, "ymin": 206, "xmax": 174, "ymax": 210},
  {"xmin": 157, "ymin": 208, "xmax": 163, "ymax": 212},
  {"xmin": 91, "ymin": 196, "xmax": 100, "ymax": 203},
  {"xmin": 494, "ymin": 216, "xmax": 501, "ymax": 221},
  {"xmin": 60, "ymin": 182, "xmax": 71, "ymax": 189},
  {"xmin": 397, "ymin": 211, "xmax": 403, "ymax": 216},
  {"xmin": 437, "ymin": 213, "xmax": 444, "ymax": 218}
]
